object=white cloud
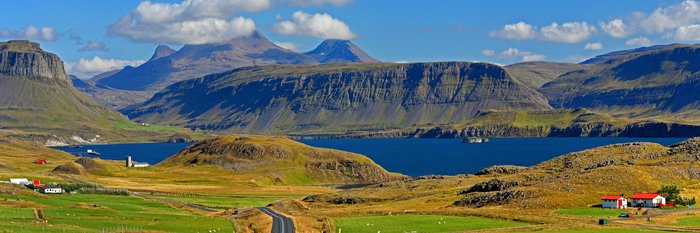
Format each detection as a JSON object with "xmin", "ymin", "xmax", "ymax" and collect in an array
[
  {"xmin": 79, "ymin": 41, "xmax": 109, "ymax": 52},
  {"xmin": 481, "ymin": 49, "xmax": 496, "ymax": 56},
  {"xmin": 0, "ymin": 25, "xmax": 58, "ymax": 42},
  {"xmin": 540, "ymin": 22, "xmax": 596, "ymax": 43},
  {"xmin": 489, "ymin": 21, "xmax": 537, "ymax": 40},
  {"xmin": 65, "ymin": 56, "xmax": 145, "ymax": 79},
  {"xmin": 108, "ymin": 0, "xmax": 263, "ymax": 44},
  {"xmin": 625, "ymin": 37, "xmax": 654, "ymax": 46},
  {"xmin": 275, "ymin": 41, "xmax": 300, "ymax": 51},
  {"xmin": 599, "ymin": 19, "xmax": 630, "ymax": 38},
  {"xmin": 636, "ymin": 0, "xmax": 700, "ymax": 34},
  {"xmin": 499, "ymin": 48, "xmax": 546, "ymax": 62},
  {"xmin": 669, "ymin": 24, "xmax": 700, "ymax": 41},
  {"xmin": 275, "ymin": 11, "xmax": 356, "ymax": 39},
  {"xmin": 584, "ymin": 42, "xmax": 603, "ymax": 50}
]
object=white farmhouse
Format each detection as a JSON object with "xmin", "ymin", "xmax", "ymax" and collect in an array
[
  {"xmin": 630, "ymin": 193, "xmax": 666, "ymax": 208},
  {"xmin": 601, "ymin": 195, "xmax": 627, "ymax": 209}
]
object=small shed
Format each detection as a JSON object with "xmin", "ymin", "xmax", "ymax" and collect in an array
[
  {"xmin": 34, "ymin": 159, "xmax": 47, "ymax": 165},
  {"xmin": 631, "ymin": 193, "xmax": 666, "ymax": 208},
  {"xmin": 601, "ymin": 195, "xmax": 627, "ymax": 209}
]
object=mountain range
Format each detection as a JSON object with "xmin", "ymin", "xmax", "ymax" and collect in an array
[
  {"xmin": 124, "ymin": 62, "xmax": 551, "ymax": 133},
  {"xmin": 116, "ymin": 41, "xmax": 700, "ymax": 135},
  {"xmin": 7, "ymin": 32, "xmax": 700, "ymax": 138},
  {"xmin": 79, "ymin": 32, "xmax": 379, "ymax": 109}
]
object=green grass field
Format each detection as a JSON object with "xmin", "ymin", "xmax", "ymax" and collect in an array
[
  {"xmin": 151, "ymin": 194, "xmax": 292, "ymax": 209},
  {"xmin": 513, "ymin": 229, "xmax": 668, "ymax": 233},
  {"xmin": 675, "ymin": 216, "xmax": 700, "ymax": 226},
  {"xmin": 555, "ymin": 208, "xmax": 629, "ymax": 218},
  {"xmin": 334, "ymin": 214, "xmax": 528, "ymax": 233},
  {"xmin": 0, "ymin": 194, "xmax": 232, "ymax": 233}
]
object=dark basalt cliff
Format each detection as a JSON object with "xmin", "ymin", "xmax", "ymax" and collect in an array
[
  {"xmin": 1, "ymin": 40, "xmax": 70, "ymax": 84},
  {"xmin": 125, "ymin": 62, "xmax": 552, "ymax": 133}
]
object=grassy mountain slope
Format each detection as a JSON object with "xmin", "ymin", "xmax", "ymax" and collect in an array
[
  {"xmin": 540, "ymin": 44, "xmax": 700, "ymax": 122},
  {"xmin": 125, "ymin": 62, "xmax": 552, "ymax": 134},
  {"xmin": 505, "ymin": 61, "xmax": 588, "ymax": 89}
]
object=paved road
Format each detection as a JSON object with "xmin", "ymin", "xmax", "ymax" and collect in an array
[{"xmin": 259, "ymin": 207, "xmax": 295, "ymax": 233}]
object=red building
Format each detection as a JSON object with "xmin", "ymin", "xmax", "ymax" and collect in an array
[{"xmin": 34, "ymin": 159, "xmax": 47, "ymax": 165}]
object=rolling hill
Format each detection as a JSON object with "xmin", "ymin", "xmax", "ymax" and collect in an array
[
  {"xmin": 124, "ymin": 62, "xmax": 552, "ymax": 134},
  {"xmin": 160, "ymin": 135, "xmax": 404, "ymax": 184}
]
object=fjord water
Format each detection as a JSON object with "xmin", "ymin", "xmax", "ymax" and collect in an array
[
  {"xmin": 55, "ymin": 142, "xmax": 192, "ymax": 165},
  {"xmin": 300, "ymin": 138, "xmax": 687, "ymax": 177},
  {"xmin": 54, "ymin": 138, "xmax": 685, "ymax": 176}
]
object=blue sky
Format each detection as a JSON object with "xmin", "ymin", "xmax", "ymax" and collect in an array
[{"xmin": 2, "ymin": 0, "xmax": 699, "ymax": 78}]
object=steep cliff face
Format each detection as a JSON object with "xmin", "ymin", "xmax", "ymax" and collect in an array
[
  {"xmin": 0, "ymin": 40, "xmax": 70, "ymax": 83},
  {"xmin": 0, "ymin": 40, "xmax": 134, "ymax": 143},
  {"xmin": 540, "ymin": 44, "xmax": 700, "ymax": 119},
  {"xmin": 125, "ymin": 62, "xmax": 552, "ymax": 133}
]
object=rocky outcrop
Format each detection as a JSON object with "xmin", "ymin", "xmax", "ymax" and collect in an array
[
  {"xmin": 453, "ymin": 190, "xmax": 533, "ymax": 207},
  {"xmin": 475, "ymin": 165, "xmax": 527, "ymax": 175},
  {"xmin": 0, "ymin": 40, "xmax": 69, "ymax": 83},
  {"xmin": 126, "ymin": 62, "xmax": 552, "ymax": 133},
  {"xmin": 460, "ymin": 179, "xmax": 519, "ymax": 194}
]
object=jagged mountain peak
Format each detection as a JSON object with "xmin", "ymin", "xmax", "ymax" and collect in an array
[
  {"xmin": 305, "ymin": 39, "xmax": 379, "ymax": 64},
  {"xmin": 149, "ymin": 45, "xmax": 176, "ymax": 61}
]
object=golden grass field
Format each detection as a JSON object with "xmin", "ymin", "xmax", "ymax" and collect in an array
[{"xmin": 1, "ymin": 136, "xmax": 700, "ymax": 232}]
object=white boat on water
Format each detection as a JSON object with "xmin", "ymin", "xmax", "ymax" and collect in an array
[{"xmin": 86, "ymin": 149, "xmax": 101, "ymax": 156}]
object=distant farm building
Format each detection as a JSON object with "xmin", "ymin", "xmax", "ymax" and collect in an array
[
  {"xmin": 34, "ymin": 159, "xmax": 47, "ymax": 164},
  {"xmin": 39, "ymin": 187, "xmax": 63, "ymax": 194},
  {"xmin": 126, "ymin": 156, "xmax": 150, "ymax": 168},
  {"xmin": 630, "ymin": 193, "xmax": 666, "ymax": 207},
  {"xmin": 9, "ymin": 178, "xmax": 30, "ymax": 185},
  {"xmin": 601, "ymin": 195, "xmax": 627, "ymax": 209}
]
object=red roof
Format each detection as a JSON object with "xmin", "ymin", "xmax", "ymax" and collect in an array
[
  {"xmin": 631, "ymin": 193, "xmax": 662, "ymax": 199},
  {"xmin": 601, "ymin": 195, "xmax": 625, "ymax": 200}
]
